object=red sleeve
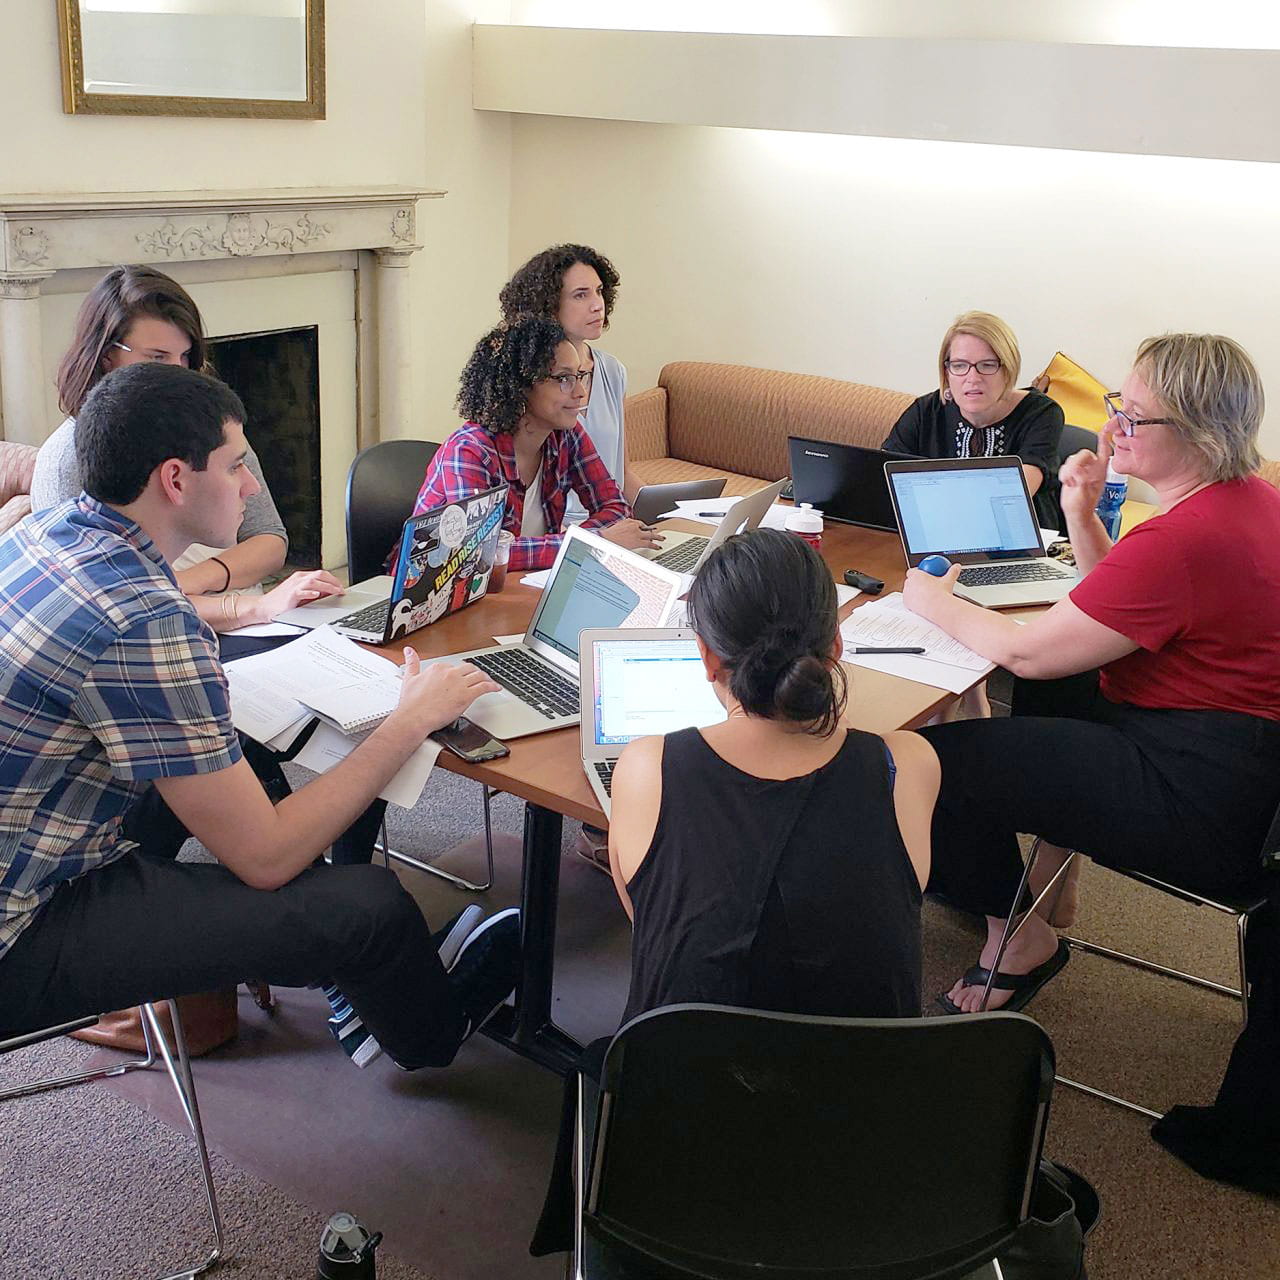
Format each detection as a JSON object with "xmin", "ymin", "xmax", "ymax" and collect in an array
[{"xmin": 1068, "ymin": 516, "xmax": 1193, "ymax": 652}]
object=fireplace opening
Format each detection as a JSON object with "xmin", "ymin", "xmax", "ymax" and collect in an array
[{"xmin": 208, "ymin": 326, "xmax": 322, "ymax": 568}]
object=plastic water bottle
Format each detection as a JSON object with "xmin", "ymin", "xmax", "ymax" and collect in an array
[
  {"xmin": 785, "ymin": 502, "xmax": 824, "ymax": 551},
  {"xmin": 317, "ymin": 1211, "xmax": 382, "ymax": 1279},
  {"xmin": 1094, "ymin": 462, "xmax": 1128, "ymax": 540}
]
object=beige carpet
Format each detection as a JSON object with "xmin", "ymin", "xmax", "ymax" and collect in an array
[
  {"xmin": 3, "ymin": 781, "xmax": 1278, "ymax": 1278},
  {"xmin": 921, "ymin": 861, "xmax": 1280, "ymax": 1280}
]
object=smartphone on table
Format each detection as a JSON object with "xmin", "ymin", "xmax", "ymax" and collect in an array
[{"xmin": 430, "ymin": 715, "xmax": 510, "ymax": 763}]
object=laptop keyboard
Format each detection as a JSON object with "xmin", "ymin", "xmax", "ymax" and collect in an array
[
  {"xmin": 333, "ymin": 599, "xmax": 390, "ymax": 634},
  {"xmin": 592, "ymin": 760, "xmax": 615, "ymax": 795},
  {"xmin": 468, "ymin": 648, "xmax": 578, "ymax": 719},
  {"xmin": 653, "ymin": 536, "xmax": 709, "ymax": 573},
  {"xmin": 958, "ymin": 562, "xmax": 1073, "ymax": 586}
]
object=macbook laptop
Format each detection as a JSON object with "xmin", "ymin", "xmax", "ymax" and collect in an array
[
  {"xmin": 788, "ymin": 437, "xmax": 916, "ymax": 532},
  {"xmin": 643, "ymin": 477, "xmax": 789, "ymax": 575},
  {"xmin": 440, "ymin": 526, "xmax": 687, "ymax": 740},
  {"xmin": 884, "ymin": 456, "xmax": 1077, "ymax": 608},
  {"xmin": 275, "ymin": 485, "xmax": 508, "ymax": 643},
  {"xmin": 578, "ymin": 628, "xmax": 728, "ymax": 818},
  {"xmin": 631, "ymin": 477, "xmax": 728, "ymax": 526}
]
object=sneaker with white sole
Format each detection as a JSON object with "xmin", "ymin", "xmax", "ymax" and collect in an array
[
  {"xmin": 327, "ymin": 1004, "xmax": 383, "ymax": 1068},
  {"xmin": 432, "ymin": 903, "xmax": 485, "ymax": 969},
  {"xmin": 447, "ymin": 907, "xmax": 521, "ymax": 1043}
]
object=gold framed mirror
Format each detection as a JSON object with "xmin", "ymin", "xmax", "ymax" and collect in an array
[{"xmin": 57, "ymin": 0, "xmax": 325, "ymax": 120}]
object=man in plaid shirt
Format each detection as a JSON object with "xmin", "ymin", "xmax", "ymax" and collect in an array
[{"xmin": 0, "ymin": 363, "xmax": 519, "ymax": 1071}]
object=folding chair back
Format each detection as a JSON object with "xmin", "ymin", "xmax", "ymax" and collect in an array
[{"xmin": 584, "ymin": 1004, "xmax": 1055, "ymax": 1280}]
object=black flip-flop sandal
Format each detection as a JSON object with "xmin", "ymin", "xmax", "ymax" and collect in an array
[{"xmin": 936, "ymin": 938, "xmax": 1071, "ymax": 1015}]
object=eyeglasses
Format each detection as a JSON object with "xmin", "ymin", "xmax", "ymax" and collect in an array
[
  {"xmin": 541, "ymin": 370, "xmax": 592, "ymax": 392},
  {"xmin": 1102, "ymin": 392, "xmax": 1175, "ymax": 437},
  {"xmin": 945, "ymin": 358, "xmax": 1001, "ymax": 376},
  {"xmin": 111, "ymin": 340, "xmax": 190, "ymax": 365}
]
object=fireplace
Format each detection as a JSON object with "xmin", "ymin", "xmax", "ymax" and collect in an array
[
  {"xmin": 209, "ymin": 326, "xmax": 322, "ymax": 568},
  {"xmin": 0, "ymin": 186, "xmax": 442, "ymax": 569}
]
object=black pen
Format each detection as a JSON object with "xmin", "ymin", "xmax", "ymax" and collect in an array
[
  {"xmin": 852, "ymin": 646, "xmax": 926, "ymax": 655},
  {"xmin": 696, "ymin": 510, "xmax": 727, "ymax": 517}
]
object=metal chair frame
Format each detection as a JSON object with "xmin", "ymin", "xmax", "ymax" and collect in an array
[
  {"xmin": 981, "ymin": 838, "xmax": 1267, "ymax": 1120},
  {"xmin": 344, "ymin": 440, "xmax": 497, "ymax": 893},
  {"xmin": 0, "ymin": 1002, "xmax": 225, "ymax": 1278}
]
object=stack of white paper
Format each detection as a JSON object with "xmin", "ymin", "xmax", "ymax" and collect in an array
[
  {"xmin": 223, "ymin": 626, "xmax": 440, "ymax": 807},
  {"xmin": 838, "ymin": 593, "xmax": 994, "ymax": 694}
]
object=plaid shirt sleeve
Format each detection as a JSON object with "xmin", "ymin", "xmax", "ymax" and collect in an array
[
  {"xmin": 510, "ymin": 426, "xmax": 632, "ymax": 572},
  {"xmin": 412, "ymin": 429, "xmax": 502, "ymax": 519},
  {"xmin": 70, "ymin": 609, "xmax": 242, "ymax": 781}
]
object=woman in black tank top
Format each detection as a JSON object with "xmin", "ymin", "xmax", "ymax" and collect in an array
[
  {"xmin": 608, "ymin": 527, "xmax": 939, "ymax": 1020},
  {"xmin": 531, "ymin": 529, "xmax": 939, "ymax": 1258}
]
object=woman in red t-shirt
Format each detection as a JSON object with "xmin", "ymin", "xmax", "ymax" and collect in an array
[{"xmin": 903, "ymin": 333, "xmax": 1280, "ymax": 1011}]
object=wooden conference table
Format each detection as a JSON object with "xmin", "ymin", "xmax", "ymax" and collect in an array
[{"xmin": 368, "ymin": 519, "xmax": 975, "ymax": 1075}]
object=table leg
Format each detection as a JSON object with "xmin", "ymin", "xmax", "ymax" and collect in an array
[{"xmin": 482, "ymin": 801, "xmax": 584, "ymax": 1075}]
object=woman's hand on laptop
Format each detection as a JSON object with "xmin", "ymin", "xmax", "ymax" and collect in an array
[
  {"xmin": 396, "ymin": 651, "xmax": 502, "ymax": 734},
  {"xmin": 599, "ymin": 519, "xmax": 664, "ymax": 552},
  {"xmin": 244, "ymin": 570, "xmax": 346, "ymax": 625}
]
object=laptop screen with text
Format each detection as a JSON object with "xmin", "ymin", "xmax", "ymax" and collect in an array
[
  {"xmin": 529, "ymin": 536, "xmax": 677, "ymax": 662},
  {"xmin": 591, "ymin": 637, "xmax": 727, "ymax": 747},
  {"xmin": 889, "ymin": 463, "xmax": 1041, "ymax": 557}
]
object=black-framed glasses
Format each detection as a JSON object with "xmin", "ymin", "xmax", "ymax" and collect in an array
[
  {"xmin": 541, "ymin": 370, "xmax": 592, "ymax": 392},
  {"xmin": 945, "ymin": 358, "xmax": 1001, "ymax": 376},
  {"xmin": 1102, "ymin": 391, "xmax": 1174, "ymax": 436}
]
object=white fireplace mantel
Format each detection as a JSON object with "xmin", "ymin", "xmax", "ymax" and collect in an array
[{"xmin": 0, "ymin": 185, "xmax": 444, "ymax": 447}]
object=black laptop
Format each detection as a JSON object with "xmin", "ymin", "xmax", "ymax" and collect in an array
[{"xmin": 787, "ymin": 437, "xmax": 917, "ymax": 532}]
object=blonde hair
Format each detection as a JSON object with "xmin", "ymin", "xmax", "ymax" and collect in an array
[
  {"xmin": 938, "ymin": 311, "xmax": 1021, "ymax": 400},
  {"xmin": 1133, "ymin": 334, "xmax": 1263, "ymax": 483}
]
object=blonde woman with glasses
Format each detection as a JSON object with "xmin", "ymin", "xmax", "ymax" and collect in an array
[
  {"xmin": 884, "ymin": 310, "xmax": 1066, "ymax": 531},
  {"xmin": 901, "ymin": 333, "xmax": 1280, "ymax": 1192}
]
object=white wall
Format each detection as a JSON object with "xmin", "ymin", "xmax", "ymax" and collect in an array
[
  {"xmin": 508, "ymin": 116, "xmax": 1280, "ymax": 454},
  {"xmin": 1, "ymin": 0, "xmax": 513, "ymax": 441}
]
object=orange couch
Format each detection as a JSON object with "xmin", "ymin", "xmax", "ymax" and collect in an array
[{"xmin": 625, "ymin": 362, "xmax": 913, "ymax": 496}]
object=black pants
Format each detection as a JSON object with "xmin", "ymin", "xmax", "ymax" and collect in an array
[
  {"xmin": 919, "ymin": 672, "xmax": 1280, "ymax": 918},
  {"xmin": 0, "ymin": 850, "xmax": 465, "ymax": 1068}
]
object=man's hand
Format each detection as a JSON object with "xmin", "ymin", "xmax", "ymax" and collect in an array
[
  {"xmin": 1059, "ymin": 431, "xmax": 1113, "ymax": 524},
  {"xmin": 393, "ymin": 650, "xmax": 501, "ymax": 735},
  {"xmin": 241, "ymin": 570, "xmax": 345, "ymax": 626},
  {"xmin": 599, "ymin": 519, "xmax": 664, "ymax": 552},
  {"xmin": 902, "ymin": 561, "xmax": 963, "ymax": 622}
]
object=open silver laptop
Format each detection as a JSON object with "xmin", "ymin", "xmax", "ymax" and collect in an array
[
  {"xmin": 643, "ymin": 477, "xmax": 788, "ymax": 575},
  {"xmin": 578, "ymin": 628, "xmax": 728, "ymax": 818},
  {"xmin": 274, "ymin": 485, "xmax": 507, "ymax": 643},
  {"xmin": 439, "ymin": 527, "xmax": 686, "ymax": 740},
  {"xmin": 631, "ymin": 477, "xmax": 727, "ymax": 525},
  {"xmin": 884, "ymin": 456, "xmax": 1077, "ymax": 608}
]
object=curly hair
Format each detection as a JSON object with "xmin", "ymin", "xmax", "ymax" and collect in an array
[
  {"xmin": 457, "ymin": 314, "xmax": 569, "ymax": 435},
  {"xmin": 499, "ymin": 244, "xmax": 620, "ymax": 330}
]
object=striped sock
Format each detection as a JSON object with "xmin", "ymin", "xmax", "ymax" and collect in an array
[{"xmin": 322, "ymin": 984, "xmax": 383, "ymax": 1068}]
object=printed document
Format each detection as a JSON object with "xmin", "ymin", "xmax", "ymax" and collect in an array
[{"xmin": 839, "ymin": 593, "xmax": 994, "ymax": 694}]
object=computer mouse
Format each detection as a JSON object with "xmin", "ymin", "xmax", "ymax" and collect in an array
[{"xmin": 918, "ymin": 555, "xmax": 952, "ymax": 577}]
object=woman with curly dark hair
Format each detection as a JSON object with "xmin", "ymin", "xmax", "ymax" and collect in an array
[
  {"xmin": 500, "ymin": 244, "xmax": 634, "ymax": 521},
  {"xmin": 408, "ymin": 314, "xmax": 658, "ymax": 572}
]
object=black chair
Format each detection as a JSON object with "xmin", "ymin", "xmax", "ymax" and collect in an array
[
  {"xmin": 1057, "ymin": 424, "xmax": 1098, "ymax": 458},
  {"xmin": 0, "ymin": 1003, "xmax": 224, "ymax": 1278},
  {"xmin": 981, "ymin": 830, "xmax": 1276, "ymax": 1119},
  {"xmin": 345, "ymin": 440, "xmax": 497, "ymax": 892},
  {"xmin": 572, "ymin": 1004, "xmax": 1055, "ymax": 1280}
]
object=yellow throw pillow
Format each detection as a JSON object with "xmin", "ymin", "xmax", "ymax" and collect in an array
[{"xmin": 1034, "ymin": 352, "xmax": 1110, "ymax": 432}]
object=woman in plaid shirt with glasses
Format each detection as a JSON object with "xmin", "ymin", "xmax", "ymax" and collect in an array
[{"xmin": 407, "ymin": 314, "xmax": 660, "ymax": 572}]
